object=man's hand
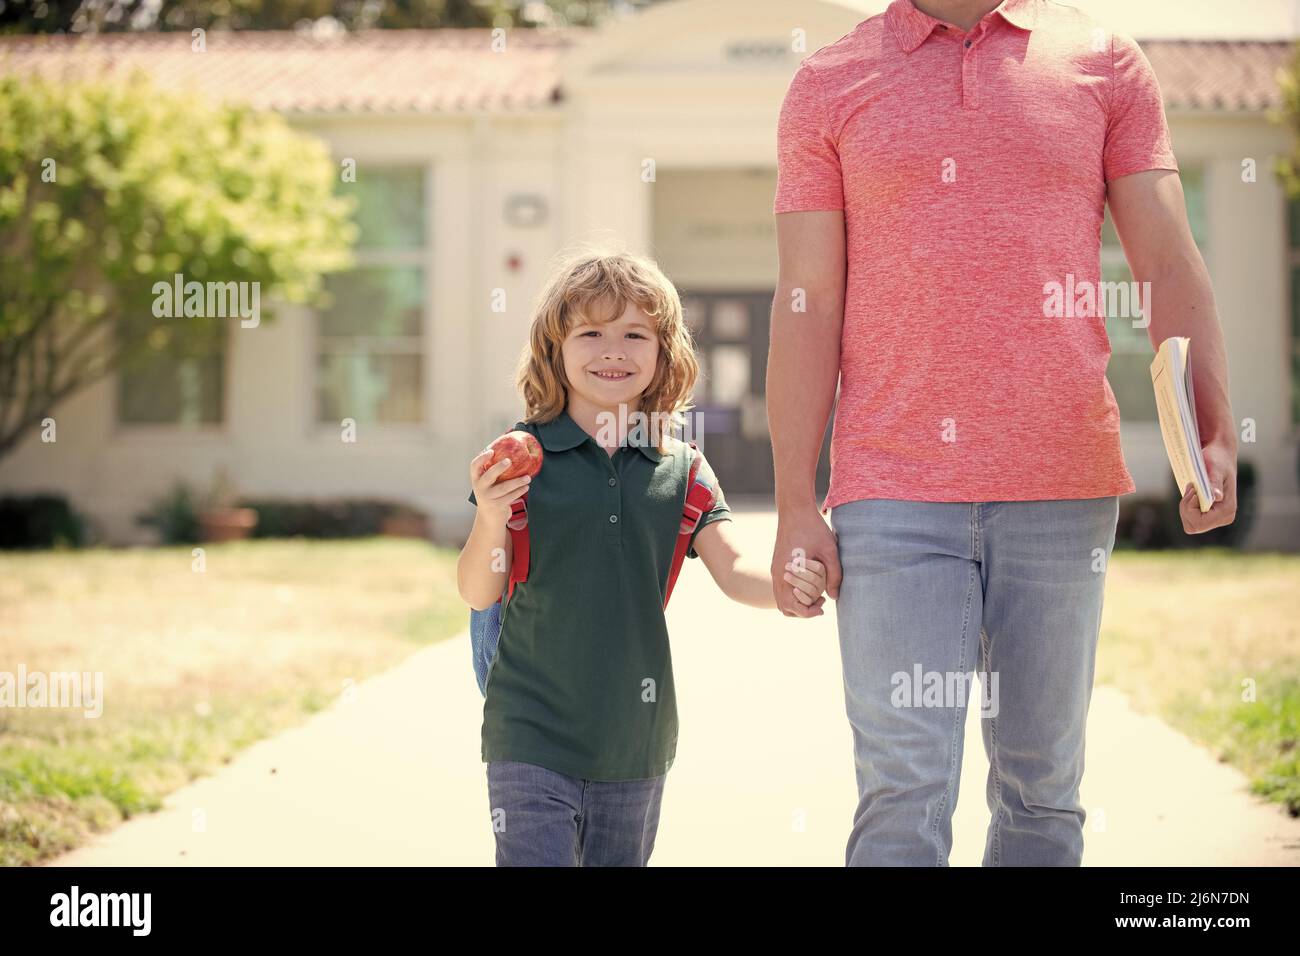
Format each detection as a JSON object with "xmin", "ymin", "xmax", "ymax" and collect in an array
[
  {"xmin": 1180, "ymin": 438, "xmax": 1237, "ymax": 534},
  {"xmin": 772, "ymin": 506, "xmax": 842, "ymax": 618},
  {"xmin": 782, "ymin": 556, "xmax": 828, "ymax": 609}
]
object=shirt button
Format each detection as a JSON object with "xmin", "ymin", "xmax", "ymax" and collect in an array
[
  {"xmin": 965, "ymin": 39, "xmax": 972, "ymax": 47},
  {"xmin": 608, "ymin": 477, "xmax": 617, "ymax": 486},
  {"xmin": 609, "ymin": 514, "xmax": 618, "ymax": 523}
]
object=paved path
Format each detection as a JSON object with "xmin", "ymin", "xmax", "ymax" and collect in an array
[{"xmin": 50, "ymin": 508, "xmax": 1300, "ymax": 866}]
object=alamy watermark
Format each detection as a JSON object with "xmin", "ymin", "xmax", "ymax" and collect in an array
[
  {"xmin": 152, "ymin": 273, "xmax": 260, "ymax": 328},
  {"xmin": 50, "ymin": 886, "xmax": 150, "ymax": 935},
  {"xmin": 891, "ymin": 665, "xmax": 999, "ymax": 718},
  {"xmin": 591, "ymin": 405, "xmax": 705, "ymax": 448},
  {"xmin": 0, "ymin": 665, "xmax": 103, "ymax": 718},
  {"xmin": 1043, "ymin": 273, "xmax": 1150, "ymax": 327}
]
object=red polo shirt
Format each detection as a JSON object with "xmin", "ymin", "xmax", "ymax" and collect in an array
[{"xmin": 774, "ymin": 0, "xmax": 1178, "ymax": 511}]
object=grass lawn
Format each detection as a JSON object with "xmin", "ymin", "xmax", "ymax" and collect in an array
[
  {"xmin": 0, "ymin": 538, "xmax": 466, "ymax": 866},
  {"xmin": 1098, "ymin": 547, "xmax": 1300, "ymax": 816}
]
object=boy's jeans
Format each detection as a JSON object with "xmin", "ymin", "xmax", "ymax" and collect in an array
[
  {"xmin": 486, "ymin": 760, "xmax": 666, "ymax": 866},
  {"xmin": 830, "ymin": 496, "xmax": 1119, "ymax": 866}
]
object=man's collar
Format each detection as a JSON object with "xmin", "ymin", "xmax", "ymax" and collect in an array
[
  {"xmin": 537, "ymin": 409, "xmax": 664, "ymax": 462},
  {"xmin": 886, "ymin": 0, "xmax": 1038, "ymax": 54}
]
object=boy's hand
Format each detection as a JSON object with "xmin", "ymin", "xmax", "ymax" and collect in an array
[
  {"xmin": 469, "ymin": 449, "xmax": 532, "ymax": 529},
  {"xmin": 782, "ymin": 557, "xmax": 827, "ymax": 614}
]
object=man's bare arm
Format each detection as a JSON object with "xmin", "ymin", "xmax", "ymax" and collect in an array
[
  {"xmin": 768, "ymin": 210, "xmax": 846, "ymax": 511},
  {"xmin": 767, "ymin": 210, "xmax": 846, "ymax": 609},
  {"xmin": 1107, "ymin": 168, "xmax": 1237, "ymax": 533}
]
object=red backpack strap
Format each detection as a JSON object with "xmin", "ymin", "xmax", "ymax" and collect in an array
[
  {"xmin": 505, "ymin": 491, "xmax": 530, "ymax": 603},
  {"xmin": 664, "ymin": 442, "xmax": 716, "ymax": 609}
]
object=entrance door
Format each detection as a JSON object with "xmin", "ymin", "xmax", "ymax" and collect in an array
[{"xmin": 678, "ymin": 290, "xmax": 833, "ymax": 500}]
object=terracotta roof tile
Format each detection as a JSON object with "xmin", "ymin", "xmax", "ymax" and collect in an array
[
  {"xmin": 0, "ymin": 30, "xmax": 1293, "ymax": 114},
  {"xmin": 0, "ymin": 29, "xmax": 577, "ymax": 113},
  {"xmin": 1140, "ymin": 39, "xmax": 1295, "ymax": 111}
]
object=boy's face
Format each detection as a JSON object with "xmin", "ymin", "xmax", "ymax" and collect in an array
[{"xmin": 561, "ymin": 300, "xmax": 661, "ymax": 414}]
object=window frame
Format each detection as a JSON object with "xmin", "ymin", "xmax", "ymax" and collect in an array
[
  {"xmin": 111, "ymin": 308, "xmax": 232, "ymax": 437},
  {"xmin": 309, "ymin": 162, "xmax": 433, "ymax": 437}
]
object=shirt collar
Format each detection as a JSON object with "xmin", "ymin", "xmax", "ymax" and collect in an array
[
  {"xmin": 886, "ymin": 0, "xmax": 1038, "ymax": 54},
  {"xmin": 537, "ymin": 409, "xmax": 664, "ymax": 462}
]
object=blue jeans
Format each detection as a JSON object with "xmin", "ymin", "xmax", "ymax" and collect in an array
[
  {"xmin": 830, "ymin": 496, "xmax": 1119, "ymax": 866},
  {"xmin": 486, "ymin": 760, "xmax": 666, "ymax": 866}
]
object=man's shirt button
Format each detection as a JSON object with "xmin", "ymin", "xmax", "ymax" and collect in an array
[
  {"xmin": 609, "ymin": 514, "xmax": 618, "ymax": 523},
  {"xmin": 608, "ymin": 477, "xmax": 617, "ymax": 486}
]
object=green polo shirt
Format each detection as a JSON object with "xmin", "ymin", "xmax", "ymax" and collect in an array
[{"xmin": 467, "ymin": 409, "xmax": 731, "ymax": 781}]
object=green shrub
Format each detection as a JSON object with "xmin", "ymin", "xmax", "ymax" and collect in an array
[
  {"xmin": 240, "ymin": 498, "xmax": 421, "ymax": 538},
  {"xmin": 0, "ymin": 494, "xmax": 85, "ymax": 549},
  {"xmin": 135, "ymin": 481, "xmax": 201, "ymax": 545}
]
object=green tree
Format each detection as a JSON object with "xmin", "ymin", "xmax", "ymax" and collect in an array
[
  {"xmin": 1277, "ymin": 44, "xmax": 1300, "ymax": 430},
  {"xmin": 0, "ymin": 73, "xmax": 356, "ymax": 459},
  {"xmin": 1275, "ymin": 44, "xmax": 1300, "ymax": 197}
]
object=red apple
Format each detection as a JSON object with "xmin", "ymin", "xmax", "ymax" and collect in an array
[{"xmin": 487, "ymin": 430, "xmax": 543, "ymax": 482}]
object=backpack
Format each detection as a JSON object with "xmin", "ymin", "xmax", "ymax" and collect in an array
[{"xmin": 468, "ymin": 441, "xmax": 717, "ymax": 697}]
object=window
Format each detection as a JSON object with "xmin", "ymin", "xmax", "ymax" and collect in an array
[
  {"xmin": 117, "ymin": 314, "xmax": 226, "ymax": 426},
  {"xmin": 316, "ymin": 166, "xmax": 426, "ymax": 425},
  {"xmin": 1101, "ymin": 165, "xmax": 1207, "ymax": 422}
]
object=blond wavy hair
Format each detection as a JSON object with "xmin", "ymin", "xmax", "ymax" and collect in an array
[{"xmin": 515, "ymin": 249, "xmax": 700, "ymax": 455}]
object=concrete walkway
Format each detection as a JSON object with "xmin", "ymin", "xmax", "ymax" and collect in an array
[{"xmin": 50, "ymin": 508, "xmax": 1300, "ymax": 866}]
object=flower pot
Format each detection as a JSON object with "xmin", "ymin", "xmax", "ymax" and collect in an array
[{"xmin": 199, "ymin": 507, "xmax": 259, "ymax": 542}]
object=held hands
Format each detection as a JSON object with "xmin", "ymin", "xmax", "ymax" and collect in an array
[
  {"xmin": 772, "ymin": 507, "xmax": 842, "ymax": 619},
  {"xmin": 469, "ymin": 449, "xmax": 532, "ymax": 529},
  {"xmin": 781, "ymin": 556, "xmax": 829, "ymax": 615}
]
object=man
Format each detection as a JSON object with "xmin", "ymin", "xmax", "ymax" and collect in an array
[{"xmin": 767, "ymin": 0, "xmax": 1237, "ymax": 865}]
